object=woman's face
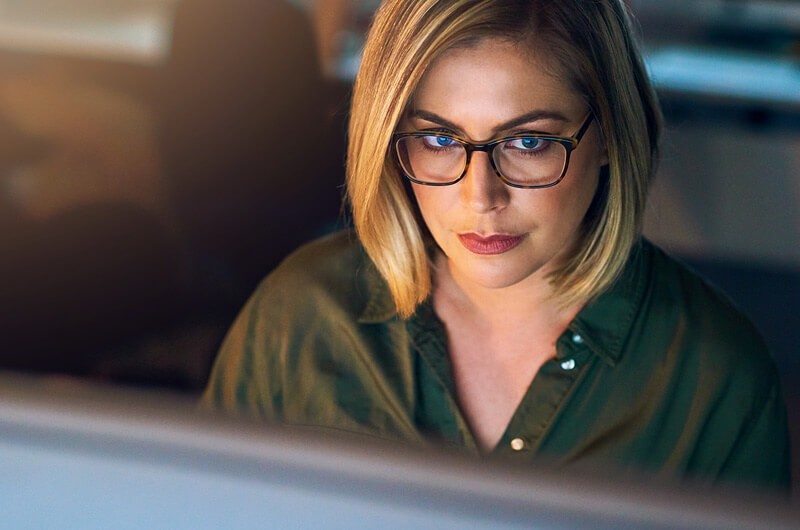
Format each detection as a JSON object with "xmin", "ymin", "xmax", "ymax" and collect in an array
[{"xmin": 402, "ymin": 38, "xmax": 607, "ymax": 293}]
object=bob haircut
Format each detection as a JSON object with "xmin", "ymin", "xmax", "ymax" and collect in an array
[{"xmin": 347, "ymin": 0, "xmax": 662, "ymax": 318}]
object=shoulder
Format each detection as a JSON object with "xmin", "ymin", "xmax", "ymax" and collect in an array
[
  {"xmin": 643, "ymin": 241, "xmax": 766, "ymax": 353},
  {"xmin": 271, "ymin": 229, "xmax": 365, "ymax": 284},
  {"xmin": 201, "ymin": 230, "xmax": 380, "ymax": 413},
  {"xmin": 250, "ymin": 229, "xmax": 373, "ymax": 319},
  {"xmin": 639, "ymin": 240, "xmax": 778, "ymax": 393},
  {"xmin": 244, "ymin": 230, "xmax": 385, "ymax": 330},
  {"xmin": 587, "ymin": 241, "xmax": 790, "ymax": 488}
]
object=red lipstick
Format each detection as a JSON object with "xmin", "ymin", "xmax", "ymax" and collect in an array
[{"xmin": 458, "ymin": 233, "xmax": 524, "ymax": 255}]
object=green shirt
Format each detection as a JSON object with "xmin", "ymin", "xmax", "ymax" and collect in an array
[{"xmin": 202, "ymin": 230, "xmax": 790, "ymax": 491}]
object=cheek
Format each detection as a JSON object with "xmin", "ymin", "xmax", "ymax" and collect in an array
[
  {"xmin": 530, "ymin": 160, "xmax": 601, "ymax": 234},
  {"xmin": 410, "ymin": 184, "xmax": 449, "ymax": 229},
  {"xmin": 570, "ymin": 164, "xmax": 601, "ymax": 205},
  {"xmin": 409, "ymin": 185, "xmax": 427, "ymax": 223},
  {"xmin": 560, "ymin": 139, "xmax": 605, "ymax": 212},
  {"xmin": 561, "ymin": 163, "xmax": 602, "ymax": 229}
]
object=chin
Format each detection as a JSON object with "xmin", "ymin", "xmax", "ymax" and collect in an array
[{"xmin": 453, "ymin": 257, "xmax": 544, "ymax": 291}]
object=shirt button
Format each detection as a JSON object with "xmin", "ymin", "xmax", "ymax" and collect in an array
[
  {"xmin": 572, "ymin": 333, "xmax": 584, "ymax": 345},
  {"xmin": 510, "ymin": 438, "xmax": 525, "ymax": 451},
  {"xmin": 560, "ymin": 359, "xmax": 576, "ymax": 371}
]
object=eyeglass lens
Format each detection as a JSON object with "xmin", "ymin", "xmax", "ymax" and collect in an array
[{"xmin": 396, "ymin": 135, "xmax": 567, "ymax": 187}]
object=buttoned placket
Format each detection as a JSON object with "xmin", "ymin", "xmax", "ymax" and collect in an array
[
  {"xmin": 494, "ymin": 329, "xmax": 592, "ymax": 457},
  {"xmin": 405, "ymin": 297, "xmax": 610, "ymax": 457},
  {"xmin": 364, "ymin": 236, "xmax": 647, "ymax": 459}
]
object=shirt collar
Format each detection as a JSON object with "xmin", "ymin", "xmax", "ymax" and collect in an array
[
  {"xmin": 357, "ymin": 239, "xmax": 653, "ymax": 367},
  {"xmin": 567, "ymin": 240, "xmax": 651, "ymax": 367}
]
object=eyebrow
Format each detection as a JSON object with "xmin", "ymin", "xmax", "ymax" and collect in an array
[{"xmin": 408, "ymin": 109, "xmax": 571, "ymax": 136}]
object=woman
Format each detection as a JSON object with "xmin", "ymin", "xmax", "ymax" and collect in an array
[{"xmin": 203, "ymin": 0, "xmax": 790, "ymax": 490}]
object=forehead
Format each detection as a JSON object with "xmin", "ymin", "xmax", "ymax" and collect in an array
[{"xmin": 410, "ymin": 38, "xmax": 585, "ymax": 130}]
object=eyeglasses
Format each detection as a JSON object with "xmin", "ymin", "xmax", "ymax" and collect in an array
[{"xmin": 392, "ymin": 113, "xmax": 595, "ymax": 189}]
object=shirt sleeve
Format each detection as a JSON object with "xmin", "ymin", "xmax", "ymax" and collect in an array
[
  {"xmin": 199, "ymin": 278, "xmax": 282, "ymax": 419},
  {"xmin": 717, "ymin": 382, "xmax": 792, "ymax": 493}
]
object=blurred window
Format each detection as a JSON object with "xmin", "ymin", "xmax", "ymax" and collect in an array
[{"xmin": 0, "ymin": 0, "xmax": 178, "ymax": 64}]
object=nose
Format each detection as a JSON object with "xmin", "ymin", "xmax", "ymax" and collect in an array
[{"xmin": 460, "ymin": 151, "xmax": 510, "ymax": 213}]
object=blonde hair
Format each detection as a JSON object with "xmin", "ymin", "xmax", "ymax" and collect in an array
[{"xmin": 347, "ymin": 0, "xmax": 661, "ymax": 317}]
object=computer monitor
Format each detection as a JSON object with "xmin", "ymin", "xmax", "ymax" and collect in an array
[{"xmin": 1, "ymin": 373, "xmax": 797, "ymax": 529}]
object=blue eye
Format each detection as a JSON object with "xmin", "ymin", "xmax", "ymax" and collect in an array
[
  {"xmin": 520, "ymin": 137, "xmax": 542, "ymax": 149},
  {"xmin": 504, "ymin": 137, "xmax": 551, "ymax": 154},
  {"xmin": 422, "ymin": 135, "xmax": 456, "ymax": 149}
]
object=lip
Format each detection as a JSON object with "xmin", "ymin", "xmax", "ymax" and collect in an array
[{"xmin": 457, "ymin": 233, "xmax": 524, "ymax": 255}]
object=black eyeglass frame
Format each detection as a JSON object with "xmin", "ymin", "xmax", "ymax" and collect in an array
[{"xmin": 392, "ymin": 113, "xmax": 596, "ymax": 189}]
